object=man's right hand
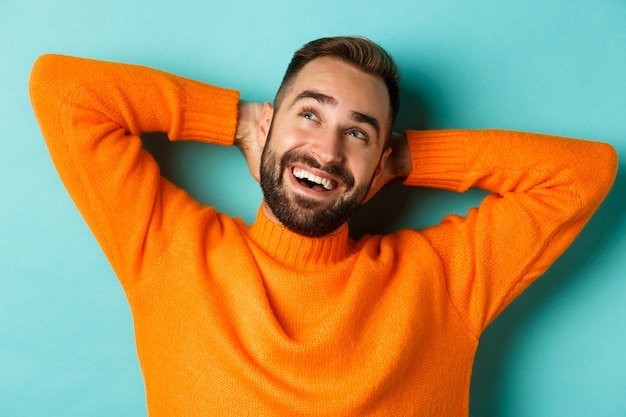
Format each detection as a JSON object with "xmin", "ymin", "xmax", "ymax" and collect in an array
[{"xmin": 235, "ymin": 100, "xmax": 265, "ymax": 182}]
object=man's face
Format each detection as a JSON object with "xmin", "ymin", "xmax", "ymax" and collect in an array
[{"xmin": 259, "ymin": 57, "xmax": 391, "ymax": 237}]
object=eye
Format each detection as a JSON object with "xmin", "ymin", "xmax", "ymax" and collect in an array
[
  {"xmin": 299, "ymin": 108, "xmax": 319, "ymax": 122},
  {"xmin": 347, "ymin": 128, "xmax": 368, "ymax": 142}
]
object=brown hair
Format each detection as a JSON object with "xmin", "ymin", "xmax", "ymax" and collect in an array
[{"xmin": 274, "ymin": 36, "xmax": 401, "ymax": 135}]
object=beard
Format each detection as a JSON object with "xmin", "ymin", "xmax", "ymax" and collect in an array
[{"xmin": 259, "ymin": 138, "xmax": 373, "ymax": 238}]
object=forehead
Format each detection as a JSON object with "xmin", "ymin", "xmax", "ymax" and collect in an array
[{"xmin": 286, "ymin": 57, "xmax": 391, "ymax": 129}]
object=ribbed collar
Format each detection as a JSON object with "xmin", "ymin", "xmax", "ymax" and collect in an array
[{"xmin": 247, "ymin": 207, "xmax": 355, "ymax": 269}]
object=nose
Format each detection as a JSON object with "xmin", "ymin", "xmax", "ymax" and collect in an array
[{"xmin": 311, "ymin": 129, "xmax": 343, "ymax": 164}]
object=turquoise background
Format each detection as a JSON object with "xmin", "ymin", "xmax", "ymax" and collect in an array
[{"xmin": 2, "ymin": 0, "xmax": 625, "ymax": 415}]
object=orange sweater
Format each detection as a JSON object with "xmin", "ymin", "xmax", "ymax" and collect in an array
[{"xmin": 30, "ymin": 54, "xmax": 617, "ymax": 416}]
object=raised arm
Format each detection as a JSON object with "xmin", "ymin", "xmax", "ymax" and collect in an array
[
  {"xmin": 29, "ymin": 54, "xmax": 240, "ymax": 288},
  {"xmin": 403, "ymin": 129, "xmax": 617, "ymax": 334}
]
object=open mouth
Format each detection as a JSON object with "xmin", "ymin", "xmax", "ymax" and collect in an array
[{"xmin": 291, "ymin": 167, "xmax": 339, "ymax": 192}]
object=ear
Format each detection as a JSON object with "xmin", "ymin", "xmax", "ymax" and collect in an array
[
  {"xmin": 362, "ymin": 146, "xmax": 393, "ymax": 204},
  {"xmin": 373, "ymin": 146, "xmax": 392, "ymax": 183},
  {"xmin": 257, "ymin": 102, "xmax": 274, "ymax": 147}
]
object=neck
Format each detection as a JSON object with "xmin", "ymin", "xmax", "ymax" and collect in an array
[{"xmin": 248, "ymin": 206, "xmax": 353, "ymax": 269}]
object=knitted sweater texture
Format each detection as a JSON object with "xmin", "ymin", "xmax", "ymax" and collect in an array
[{"xmin": 30, "ymin": 54, "xmax": 618, "ymax": 416}]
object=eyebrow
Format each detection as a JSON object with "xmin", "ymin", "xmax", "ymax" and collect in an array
[
  {"xmin": 290, "ymin": 90, "xmax": 381, "ymax": 138},
  {"xmin": 350, "ymin": 111, "xmax": 380, "ymax": 138}
]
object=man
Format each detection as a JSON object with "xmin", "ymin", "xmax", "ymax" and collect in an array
[{"xmin": 30, "ymin": 36, "xmax": 617, "ymax": 416}]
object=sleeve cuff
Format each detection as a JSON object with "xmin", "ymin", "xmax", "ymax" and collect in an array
[
  {"xmin": 177, "ymin": 79, "xmax": 240, "ymax": 146},
  {"xmin": 402, "ymin": 130, "xmax": 468, "ymax": 192}
]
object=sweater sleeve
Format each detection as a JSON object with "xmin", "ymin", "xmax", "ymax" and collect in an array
[
  {"xmin": 29, "ymin": 54, "xmax": 240, "ymax": 290},
  {"xmin": 403, "ymin": 129, "xmax": 618, "ymax": 336}
]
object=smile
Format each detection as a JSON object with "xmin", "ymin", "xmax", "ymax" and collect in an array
[{"xmin": 292, "ymin": 167, "xmax": 337, "ymax": 191}]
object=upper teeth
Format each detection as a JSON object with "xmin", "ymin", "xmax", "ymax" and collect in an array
[{"xmin": 293, "ymin": 167, "xmax": 334, "ymax": 191}]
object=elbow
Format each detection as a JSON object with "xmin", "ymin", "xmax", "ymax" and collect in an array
[
  {"xmin": 29, "ymin": 54, "xmax": 79, "ymax": 150},
  {"xmin": 29, "ymin": 54, "xmax": 73, "ymax": 112},
  {"xmin": 579, "ymin": 141, "xmax": 619, "ymax": 211},
  {"xmin": 29, "ymin": 54, "xmax": 56, "ymax": 113},
  {"xmin": 596, "ymin": 142, "xmax": 618, "ymax": 195},
  {"xmin": 29, "ymin": 54, "xmax": 57, "ymax": 95}
]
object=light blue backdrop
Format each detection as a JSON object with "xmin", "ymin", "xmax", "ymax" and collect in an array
[{"xmin": 2, "ymin": 0, "xmax": 624, "ymax": 415}]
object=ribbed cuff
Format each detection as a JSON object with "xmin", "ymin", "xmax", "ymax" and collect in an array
[
  {"xmin": 177, "ymin": 78, "xmax": 240, "ymax": 146},
  {"xmin": 402, "ymin": 130, "xmax": 468, "ymax": 192}
]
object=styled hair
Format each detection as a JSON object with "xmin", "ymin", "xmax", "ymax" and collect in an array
[{"xmin": 274, "ymin": 36, "xmax": 401, "ymax": 134}]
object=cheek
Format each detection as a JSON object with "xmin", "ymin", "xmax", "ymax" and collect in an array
[
  {"xmin": 347, "ymin": 158, "xmax": 377, "ymax": 186},
  {"xmin": 345, "ymin": 145, "xmax": 382, "ymax": 177},
  {"xmin": 269, "ymin": 125, "xmax": 310, "ymax": 151}
]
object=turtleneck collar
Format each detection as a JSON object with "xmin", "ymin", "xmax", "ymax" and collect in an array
[{"xmin": 246, "ymin": 207, "xmax": 355, "ymax": 269}]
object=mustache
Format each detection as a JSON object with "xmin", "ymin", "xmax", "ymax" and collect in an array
[{"xmin": 280, "ymin": 151, "xmax": 355, "ymax": 189}]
